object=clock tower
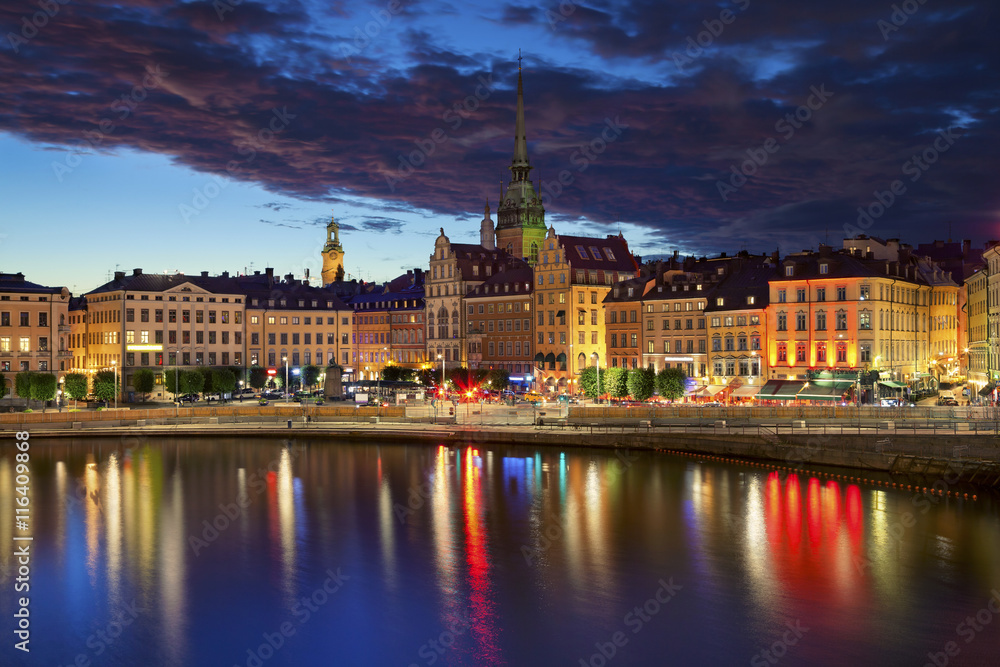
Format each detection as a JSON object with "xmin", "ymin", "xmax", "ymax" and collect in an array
[{"xmin": 321, "ymin": 214, "xmax": 345, "ymax": 284}]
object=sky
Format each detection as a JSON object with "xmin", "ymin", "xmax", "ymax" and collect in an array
[{"xmin": 0, "ymin": 0, "xmax": 996, "ymax": 294}]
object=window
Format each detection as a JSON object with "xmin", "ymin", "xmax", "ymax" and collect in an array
[
  {"xmin": 837, "ymin": 286, "xmax": 846, "ymax": 301},
  {"xmin": 785, "ymin": 265, "xmax": 794, "ymax": 276},
  {"xmin": 196, "ymin": 311, "xmax": 204, "ymax": 324},
  {"xmin": 860, "ymin": 342, "xmax": 871, "ymax": 362},
  {"xmin": 797, "ymin": 289, "xmax": 806, "ymax": 302},
  {"xmin": 816, "ymin": 311, "xmax": 826, "ymax": 330},
  {"xmin": 724, "ymin": 316, "xmax": 733, "ymax": 327},
  {"xmin": 836, "ymin": 342, "xmax": 847, "ymax": 363},
  {"xmin": 836, "ymin": 311, "xmax": 847, "ymax": 330},
  {"xmin": 630, "ymin": 333, "xmax": 637, "ymax": 348},
  {"xmin": 716, "ymin": 297, "xmax": 724, "ymax": 307},
  {"xmin": 819, "ymin": 263, "xmax": 829, "ymax": 275},
  {"xmin": 751, "ymin": 336, "xmax": 760, "ymax": 350},
  {"xmin": 816, "ymin": 343, "xmax": 827, "ymax": 363},
  {"xmin": 747, "ymin": 295, "xmax": 755, "ymax": 305},
  {"xmin": 777, "ymin": 312, "xmax": 787, "ymax": 331},
  {"xmin": 796, "ymin": 343, "xmax": 806, "ymax": 362},
  {"xmin": 795, "ymin": 312, "xmax": 806, "ymax": 331},
  {"xmin": 710, "ymin": 317, "xmax": 720, "ymax": 327},
  {"xmin": 860, "ymin": 284, "xmax": 870, "ymax": 300},
  {"xmin": 859, "ymin": 311, "xmax": 871, "ymax": 330},
  {"xmin": 126, "ymin": 308, "xmax": 134, "ymax": 322},
  {"xmin": 816, "ymin": 288, "xmax": 826, "ymax": 302},
  {"xmin": 712, "ymin": 337, "xmax": 721, "ymax": 352},
  {"xmin": 778, "ymin": 289, "xmax": 786, "ymax": 303},
  {"xmin": 724, "ymin": 336, "xmax": 734, "ymax": 351}
]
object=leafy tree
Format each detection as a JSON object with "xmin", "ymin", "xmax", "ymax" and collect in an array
[
  {"xmin": 381, "ymin": 365, "xmax": 414, "ymax": 382},
  {"xmin": 0, "ymin": 372, "xmax": 7, "ymax": 400},
  {"xmin": 214, "ymin": 368, "xmax": 237, "ymax": 399},
  {"xmin": 302, "ymin": 364, "xmax": 321, "ymax": 388},
  {"xmin": 486, "ymin": 368, "xmax": 509, "ymax": 392},
  {"xmin": 656, "ymin": 367, "xmax": 687, "ymax": 402},
  {"xmin": 416, "ymin": 368, "xmax": 436, "ymax": 387},
  {"xmin": 604, "ymin": 366, "xmax": 629, "ymax": 399},
  {"xmin": 132, "ymin": 369, "xmax": 155, "ymax": 403},
  {"xmin": 63, "ymin": 372, "xmax": 88, "ymax": 406},
  {"xmin": 164, "ymin": 368, "xmax": 182, "ymax": 396},
  {"xmin": 199, "ymin": 367, "xmax": 216, "ymax": 394},
  {"xmin": 31, "ymin": 373, "xmax": 58, "ymax": 404},
  {"xmin": 248, "ymin": 365, "xmax": 268, "ymax": 391},
  {"xmin": 627, "ymin": 367, "xmax": 656, "ymax": 401},
  {"xmin": 578, "ymin": 366, "xmax": 605, "ymax": 400},
  {"xmin": 182, "ymin": 370, "xmax": 204, "ymax": 395},
  {"xmin": 14, "ymin": 371, "xmax": 34, "ymax": 402},
  {"xmin": 92, "ymin": 370, "xmax": 117, "ymax": 403}
]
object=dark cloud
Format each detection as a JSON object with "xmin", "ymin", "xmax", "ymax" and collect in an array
[{"xmin": 0, "ymin": 0, "xmax": 996, "ymax": 259}]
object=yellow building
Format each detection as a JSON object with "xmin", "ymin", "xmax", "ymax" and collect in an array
[
  {"xmin": 74, "ymin": 269, "xmax": 246, "ymax": 399},
  {"xmin": 965, "ymin": 264, "xmax": 988, "ymax": 394},
  {"xmin": 705, "ymin": 264, "xmax": 773, "ymax": 397},
  {"xmin": 0, "ymin": 272, "xmax": 71, "ymax": 397},
  {"xmin": 535, "ymin": 228, "xmax": 637, "ymax": 394}
]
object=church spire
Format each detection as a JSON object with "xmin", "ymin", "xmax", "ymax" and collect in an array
[{"xmin": 511, "ymin": 49, "xmax": 530, "ymax": 181}]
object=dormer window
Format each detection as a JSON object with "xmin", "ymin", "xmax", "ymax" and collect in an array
[
  {"xmin": 819, "ymin": 263, "xmax": 829, "ymax": 275},
  {"xmin": 747, "ymin": 296, "xmax": 755, "ymax": 305},
  {"xmin": 627, "ymin": 287, "xmax": 634, "ymax": 297},
  {"xmin": 716, "ymin": 297, "xmax": 724, "ymax": 306},
  {"xmin": 696, "ymin": 284, "xmax": 703, "ymax": 291},
  {"xmin": 785, "ymin": 265, "xmax": 794, "ymax": 276},
  {"xmin": 717, "ymin": 267, "xmax": 725, "ymax": 275}
]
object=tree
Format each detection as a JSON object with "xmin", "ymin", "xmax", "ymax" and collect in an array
[
  {"xmin": 31, "ymin": 373, "xmax": 57, "ymax": 405},
  {"xmin": 64, "ymin": 372, "xmax": 89, "ymax": 406},
  {"xmin": 199, "ymin": 367, "xmax": 216, "ymax": 394},
  {"xmin": 248, "ymin": 365, "xmax": 268, "ymax": 391},
  {"xmin": 578, "ymin": 366, "xmax": 605, "ymax": 400},
  {"xmin": 0, "ymin": 372, "xmax": 7, "ymax": 400},
  {"xmin": 164, "ymin": 367, "xmax": 181, "ymax": 396},
  {"xmin": 182, "ymin": 370, "xmax": 204, "ymax": 396},
  {"xmin": 382, "ymin": 365, "xmax": 414, "ymax": 382},
  {"xmin": 302, "ymin": 364, "xmax": 321, "ymax": 388},
  {"xmin": 627, "ymin": 367, "xmax": 656, "ymax": 402},
  {"xmin": 133, "ymin": 369, "xmax": 155, "ymax": 403},
  {"xmin": 15, "ymin": 371, "xmax": 34, "ymax": 403},
  {"xmin": 486, "ymin": 368, "xmax": 509, "ymax": 393},
  {"xmin": 656, "ymin": 367, "xmax": 687, "ymax": 402},
  {"xmin": 92, "ymin": 370, "xmax": 117, "ymax": 403},
  {"xmin": 604, "ymin": 366, "xmax": 629, "ymax": 399},
  {"xmin": 214, "ymin": 368, "xmax": 237, "ymax": 400},
  {"xmin": 417, "ymin": 368, "xmax": 436, "ymax": 387}
]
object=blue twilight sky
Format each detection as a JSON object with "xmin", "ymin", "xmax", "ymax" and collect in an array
[{"xmin": 0, "ymin": 0, "xmax": 997, "ymax": 293}]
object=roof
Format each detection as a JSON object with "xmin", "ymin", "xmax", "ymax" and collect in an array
[
  {"xmin": 466, "ymin": 262, "xmax": 533, "ymax": 298},
  {"xmin": 556, "ymin": 234, "xmax": 638, "ymax": 272},
  {"xmin": 0, "ymin": 272, "xmax": 65, "ymax": 295},
  {"xmin": 704, "ymin": 264, "xmax": 776, "ymax": 312},
  {"xmin": 87, "ymin": 270, "xmax": 244, "ymax": 296}
]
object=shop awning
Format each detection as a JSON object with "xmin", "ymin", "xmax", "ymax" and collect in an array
[
  {"xmin": 879, "ymin": 381, "xmax": 907, "ymax": 389},
  {"xmin": 534, "ymin": 353, "xmax": 545, "ymax": 363},
  {"xmin": 979, "ymin": 383, "xmax": 995, "ymax": 397},
  {"xmin": 731, "ymin": 385, "xmax": 760, "ymax": 397},
  {"xmin": 756, "ymin": 380, "xmax": 805, "ymax": 399},
  {"xmin": 796, "ymin": 382, "xmax": 851, "ymax": 401}
]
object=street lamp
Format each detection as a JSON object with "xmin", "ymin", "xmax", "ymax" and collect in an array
[
  {"xmin": 438, "ymin": 353, "xmax": 444, "ymax": 398},
  {"xmin": 591, "ymin": 352, "xmax": 600, "ymax": 405},
  {"xmin": 283, "ymin": 356, "xmax": 289, "ymax": 403},
  {"xmin": 111, "ymin": 359, "xmax": 117, "ymax": 410}
]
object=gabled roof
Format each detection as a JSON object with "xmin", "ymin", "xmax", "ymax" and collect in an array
[
  {"xmin": 0, "ymin": 272, "xmax": 65, "ymax": 295},
  {"xmin": 555, "ymin": 234, "xmax": 638, "ymax": 273},
  {"xmin": 87, "ymin": 271, "xmax": 243, "ymax": 296},
  {"xmin": 704, "ymin": 264, "xmax": 776, "ymax": 312}
]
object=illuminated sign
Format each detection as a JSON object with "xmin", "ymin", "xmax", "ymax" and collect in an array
[
  {"xmin": 663, "ymin": 356, "xmax": 694, "ymax": 362},
  {"xmin": 267, "ymin": 369, "xmax": 277, "ymax": 376},
  {"xmin": 126, "ymin": 344, "xmax": 163, "ymax": 352}
]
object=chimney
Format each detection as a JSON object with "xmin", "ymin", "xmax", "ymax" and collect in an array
[
  {"xmin": 132, "ymin": 268, "xmax": 142, "ymax": 276},
  {"xmin": 221, "ymin": 271, "xmax": 229, "ymax": 278},
  {"xmin": 305, "ymin": 268, "xmax": 310, "ymax": 279},
  {"xmin": 265, "ymin": 267, "xmax": 274, "ymax": 281},
  {"xmin": 254, "ymin": 270, "xmax": 261, "ymax": 276},
  {"xmin": 963, "ymin": 239, "xmax": 971, "ymax": 256},
  {"xmin": 201, "ymin": 271, "xmax": 209, "ymax": 277},
  {"xmin": 114, "ymin": 271, "xmax": 125, "ymax": 281}
]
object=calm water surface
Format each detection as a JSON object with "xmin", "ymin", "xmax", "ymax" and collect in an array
[{"xmin": 1, "ymin": 437, "xmax": 999, "ymax": 666}]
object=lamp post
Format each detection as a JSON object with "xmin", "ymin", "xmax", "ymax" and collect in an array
[
  {"xmin": 438, "ymin": 353, "xmax": 444, "ymax": 399},
  {"xmin": 283, "ymin": 356, "xmax": 288, "ymax": 403},
  {"xmin": 238, "ymin": 379, "xmax": 244, "ymax": 402},
  {"xmin": 111, "ymin": 359, "xmax": 117, "ymax": 410},
  {"xmin": 591, "ymin": 352, "xmax": 600, "ymax": 405}
]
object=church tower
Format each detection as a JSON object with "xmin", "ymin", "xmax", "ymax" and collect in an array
[
  {"xmin": 480, "ymin": 200, "xmax": 495, "ymax": 250},
  {"xmin": 321, "ymin": 213, "xmax": 345, "ymax": 284},
  {"xmin": 495, "ymin": 54, "xmax": 546, "ymax": 264}
]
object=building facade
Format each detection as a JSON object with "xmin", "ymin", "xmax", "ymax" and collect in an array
[
  {"xmin": 965, "ymin": 264, "xmax": 988, "ymax": 395},
  {"xmin": 465, "ymin": 264, "xmax": 534, "ymax": 382},
  {"xmin": 0, "ymin": 272, "xmax": 71, "ymax": 396}
]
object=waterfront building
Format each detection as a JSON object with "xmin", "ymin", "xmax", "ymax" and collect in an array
[
  {"xmin": 603, "ymin": 273, "xmax": 651, "ymax": 372},
  {"xmin": 705, "ymin": 263, "xmax": 773, "ymax": 399},
  {"xmin": 349, "ymin": 270, "xmax": 426, "ymax": 380},
  {"xmin": 535, "ymin": 228, "xmax": 638, "ymax": 394},
  {"xmin": 74, "ymin": 269, "xmax": 246, "ymax": 398},
  {"xmin": 918, "ymin": 258, "xmax": 961, "ymax": 382},
  {"xmin": 240, "ymin": 269, "xmax": 352, "ymax": 386},
  {"xmin": 984, "ymin": 243, "xmax": 1000, "ymax": 391},
  {"xmin": 0, "ymin": 272, "xmax": 71, "ymax": 395},
  {"xmin": 965, "ymin": 262, "xmax": 989, "ymax": 396},
  {"xmin": 464, "ymin": 262, "xmax": 534, "ymax": 388}
]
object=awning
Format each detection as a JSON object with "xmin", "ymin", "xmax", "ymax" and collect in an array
[
  {"xmin": 756, "ymin": 380, "xmax": 805, "ymax": 399},
  {"xmin": 533, "ymin": 353, "xmax": 544, "ymax": 363},
  {"xmin": 879, "ymin": 381, "xmax": 907, "ymax": 389},
  {"xmin": 796, "ymin": 383, "xmax": 850, "ymax": 401},
  {"xmin": 705, "ymin": 384, "xmax": 728, "ymax": 397},
  {"xmin": 731, "ymin": 385, "xmax": 760, "ymax": 397},
  {"xmin": 979, "ymin": 383, "xmax": 995, "ymax": 397}
]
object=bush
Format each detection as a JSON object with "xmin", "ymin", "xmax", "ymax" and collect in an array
[{"xmin": 23, "ymin": 409, "xmax": 33, "ymax": 413}]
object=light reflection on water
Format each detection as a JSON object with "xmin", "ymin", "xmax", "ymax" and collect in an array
[{"xmin": 0, "ymin": 438, "xmax": 998, "ymax": 667}]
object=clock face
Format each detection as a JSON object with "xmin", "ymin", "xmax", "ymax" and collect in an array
[{"xmin": 328, "ymin": 251, "xmax": 339, "ymax": 260}]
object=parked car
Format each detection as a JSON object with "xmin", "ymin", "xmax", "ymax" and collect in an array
[{"xmin": 178, "ymin": 394, "xmax": 199, "ymax": 403}]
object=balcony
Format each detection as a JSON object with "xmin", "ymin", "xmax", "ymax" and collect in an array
[{"xmin": 58, "ymin": 324, "xmax": 70, "ymax": 333}]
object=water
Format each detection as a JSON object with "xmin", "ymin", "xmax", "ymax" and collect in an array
[{"xmin": 1, "ymin": 437, "xmax": 998, "ymax": 666}]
